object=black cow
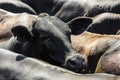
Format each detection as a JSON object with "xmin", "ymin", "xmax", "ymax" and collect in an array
[
  {"xmin": 71, "ymin": 13, "xmax": 120, "ymax": 35},
  {"xmin": 88, "ymin": 13, "xmax": 120, "ymax": 34},
  {"xmin": 20, "ymin": 0, "xmax": 56, "ymax": 15},
  {"xmin": 55, "ymin": 0, "xmax": 120, "ymax": 22},
  {"xmin": 0, "ymin": 0, "xmax": 36, "ymax": 14},
  {"xmin": 21, "ymin": 0, "xmax": 120, "ymax": 22},
  {"xmin": 0, "ymin": 48, "xmax": 119, "ymax": 80},
  {"xmin": 0, "ymin": 9, "xmax": 93, "ymax": 72}
]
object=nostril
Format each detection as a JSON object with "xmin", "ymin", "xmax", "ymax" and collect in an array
[
  {"xmin": 68, "ymin": 59, "xmax": 77, "ymax": 67},
  {"xmin": 66, "ymin": 57, "xmax": 86, "ymax": 71}
]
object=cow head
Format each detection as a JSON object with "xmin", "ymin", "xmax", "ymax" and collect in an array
[{"xmin": 11, "ymin": 13, "xmax": 92, "ymax": 72}]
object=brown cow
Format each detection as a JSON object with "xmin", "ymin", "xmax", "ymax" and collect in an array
[
  {"xmin": 71, "ymin": 31, "xmax": 120, "ymax": 73},
  {"xmin": 0, "ymin": 9, "xmax": 37, "ymax": 40},
  {"xmin": 95, "ymin": 40, "xmax": 120, "ymax": 75}
]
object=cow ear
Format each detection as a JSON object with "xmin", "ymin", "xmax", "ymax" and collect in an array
[
  {"xmin": 67, "ymin": 17, "xmax": 93, "ymax": 35},
  {"xmin": 11, "ymin": 25, "xmax": 33, "ymax": 42}
]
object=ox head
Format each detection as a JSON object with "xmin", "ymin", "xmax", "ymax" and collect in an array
[{"xmin": 11, "ymin": 13, "xmax": 92, "ymax": 72}]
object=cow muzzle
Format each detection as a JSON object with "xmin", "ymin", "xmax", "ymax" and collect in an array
[{"xmin": 64, "ymin": 54, "xmax": 87, "ymax": 72}]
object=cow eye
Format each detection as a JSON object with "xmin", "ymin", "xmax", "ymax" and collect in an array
[
  {"xmin": 43, "ymin": 37, "xmax": 54, "ymax": 42},
  {"xmin": 40, "ymin": 36, "xmax": 54, "ymax": 42},
  {"xmin": 46, "ymin": 37, "xmax": 53, "ymax": 41}
]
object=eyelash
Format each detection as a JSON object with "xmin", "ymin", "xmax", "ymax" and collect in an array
[
  {"xmin": 39, "ymin": 36, "xmax": 53, "ymax": 42},
  {"xmin": 46, "ymin": 37, "xmax": 54, "ymax": 42}
]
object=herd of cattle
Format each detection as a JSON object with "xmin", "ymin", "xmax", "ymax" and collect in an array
[{"xmin": 0, "ymin": 0, "xmax": 120, "ymax": 80}]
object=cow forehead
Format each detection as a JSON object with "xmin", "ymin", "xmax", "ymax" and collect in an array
[{"xmin": 33, "ymin": 15, "xmax": 71, "ymax": 36}]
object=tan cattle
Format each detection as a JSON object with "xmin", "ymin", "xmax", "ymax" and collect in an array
[
  {"xmin": 71, "ymin": 31, "xmax": 120, "ymax": 73},
  {"xmin": 0, "ymin": 9, "xmax": 37, "ymax": 40},
  {"xmin": 96, "ymin": 40, "xmax": 120, "ymax": 75}
]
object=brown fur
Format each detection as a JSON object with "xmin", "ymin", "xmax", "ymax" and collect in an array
[
  {"xmin": 0, "ymin": 9, "xmax": 37, "ymax": 40},
  {"xmin": 71, "ymin": 31, "xmax": 120, "ymax": 73},
  {"xmin": 96, "ymin": 40, "xmax": 120, "ymax": 75}
]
